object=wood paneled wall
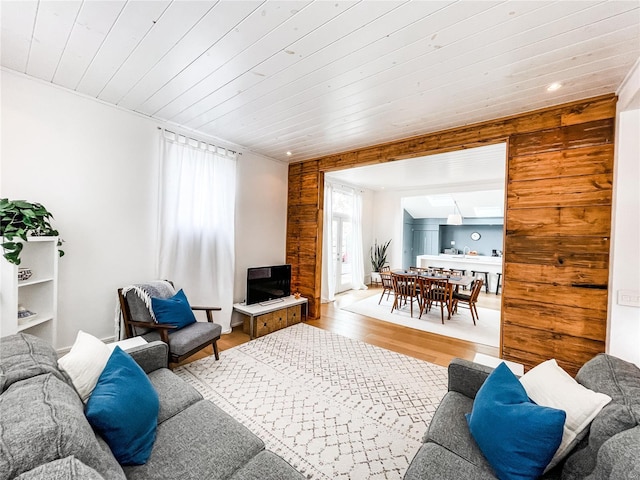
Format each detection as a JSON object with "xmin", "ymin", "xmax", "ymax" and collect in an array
[
  {"xmin": 287, "ymin": 94, "xmax": 616, "ymax": 375},
  {"xmin": 503, "ymin": 119, "xmax": 614, "ymax": 375}
]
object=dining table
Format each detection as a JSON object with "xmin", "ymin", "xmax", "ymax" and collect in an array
[{"xmin": 393, "ymin": 270, "xmax": 475, "ymax": 288}]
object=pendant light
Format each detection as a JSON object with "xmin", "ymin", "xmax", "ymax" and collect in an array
[{"xmin": 447, "ymin": 200, "xmax": 463, "ymax": 225}]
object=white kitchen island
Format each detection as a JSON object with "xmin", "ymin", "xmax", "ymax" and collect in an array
[{"xmin": 416, "ymin": 254, "xmax": 503, "ymax": 293}]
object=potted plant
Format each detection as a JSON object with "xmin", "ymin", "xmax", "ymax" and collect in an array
[
  {"xmin": 370, "ymin": 239, "xmax": 391, "ymax": 283},
  {"xmin": 0, "ymin": 198, "xmax": 64, "ymax": 265}
]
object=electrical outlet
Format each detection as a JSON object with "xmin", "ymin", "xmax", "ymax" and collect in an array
[{"xmin": 617, "ymin": 290, "xmax": 640, "ymax": 307}]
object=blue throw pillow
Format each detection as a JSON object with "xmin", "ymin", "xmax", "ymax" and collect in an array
[
  {"xmin": 151, "ymin": 289, "xmax": 197, "ymax": 330},
  {"xmin": 466, "ymin": 362, "xmax": 566, "ymax": 480},
  {"xmin": 85, "ymin": 346, "xmax": 159, "ymax": 465}
]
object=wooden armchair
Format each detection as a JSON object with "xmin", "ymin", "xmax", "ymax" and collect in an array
[{"xmin": 117, "ymin": 280, "xmax": 222, "ymax": 365}]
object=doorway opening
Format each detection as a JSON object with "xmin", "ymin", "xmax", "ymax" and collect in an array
[
  {"xmin": 331, "ymin": 189, "xmax": 354, "ymax": 293},
  {"xmin": 323, "ymin": 142, "xmax": 507, "ymax": 348}
]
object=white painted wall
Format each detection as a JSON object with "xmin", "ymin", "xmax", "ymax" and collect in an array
[
  {"xmin": 370, "ymin": 190, "xmax": 405, "ymax": 270},
  {"xmin": 232, "ymin": 152, "xmax": 288, "ymax": 325},
  {"xmin": 608, "ymin": 59, "xmax": 640, "ymax": 366},
  {"xmin": 1, "ymin": 71, "xmax": 287, "ymax": 349}
]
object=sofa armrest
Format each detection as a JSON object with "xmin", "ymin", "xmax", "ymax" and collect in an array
[
  {"xmin": 126, "ymin": 341, "xmax": 169, "ymax": 373},
  {"xmin": 448, "ymin": 358, "xmax": 494, "ymax": 399}
]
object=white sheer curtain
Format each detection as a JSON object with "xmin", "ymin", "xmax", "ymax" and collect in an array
[
  {"xmin": 321, "ymin": 182, "xmax": 336, "ymax": 303},
  {"xmin": 157, "ymin": 131, "xmax": 236, "ymax": 333},
  {"xmin": 350, "ymin": 189, "xmax": 367, "ymax": 291},
  {"xmin": 321, "ymin": 181, "xmax": 367, "ymax": 302}
]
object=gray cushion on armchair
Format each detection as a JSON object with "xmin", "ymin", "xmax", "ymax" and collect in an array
[{"xmin": 142, "ymin": 321, "xmax": 222, "ymax": 358}]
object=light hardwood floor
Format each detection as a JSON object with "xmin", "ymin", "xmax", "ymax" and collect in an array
[{"xmin": 176, "ymin": 286, "xmax": 501, "ymax": 369}]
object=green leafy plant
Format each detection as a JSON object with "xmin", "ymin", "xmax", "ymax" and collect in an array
[
  {"xmin": 0, "ymin": 198, "xmax": 64, "ymax": 265},
  {"xmin": 370, "ymin": 239, "xmax": 391, "ymax": 272}
]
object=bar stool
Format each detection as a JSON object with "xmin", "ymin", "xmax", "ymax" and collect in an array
[
  {"xmin": 471, "ymin": 270, "xmax": 490, "ymax": 294},
  {"xmin": 495, "ymin": 273, "xmax": 502, "ymax": 295}
]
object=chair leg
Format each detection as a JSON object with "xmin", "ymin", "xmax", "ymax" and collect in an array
[
  {"xmin": 472, "ymin": 303, "xmax": 480, "ymax": 322},
  {"xmin": 212, "ymin": 339, "xmax": 220, "ymax": 361}
]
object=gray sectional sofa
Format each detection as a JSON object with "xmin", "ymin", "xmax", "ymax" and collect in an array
[
  {"xmin": 404, "ymin": 355, "xmax": 640, "ymax": 480},
  {"xmin": 0, "ymin": 333, "xmax": 304, "ymax": 480}
]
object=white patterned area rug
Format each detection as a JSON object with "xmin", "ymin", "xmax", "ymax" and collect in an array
[
  {"xmin": 342, "ymin": 294, "xmax": 500, "ymax": 347},
  {"xmin": 174, "ymin": 323, "xmax": 448, "ymax": 480}
]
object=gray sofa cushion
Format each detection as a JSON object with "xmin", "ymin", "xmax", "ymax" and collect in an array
[
  {"xmin": 15, "ymin": 456, "xmax": 105, "ymax": 480},
  {"xmin": 424, "ymin": 391, "xmax": 495, "ymax": 475},
  {"xmin": 126, "ymin": 341, "xmax": 169, "ymax": 373},
  {"xmin": 0, "ymin": 374, "xmax": 125, "ymax": 480},
  {"xmin": 404, "ymin": 442, "xmax": 496, "ymax": 480},
  {"xmin": 0, "ymin": 333, "xmax": 70, "ymax": 393},
  {"xmin": 563, "ymin": 354, "xmax": 640, "ymax": 478},
  {"xmin": 229, "ymin": 451, "xmax": 304, "ymax": 480},
  {"xmin": 148, "ymin": 368, "xmax": 202, "ymax": 424},
  {"xmin": 584, "ymin": 426, "xmax": 640, "ymax": 480},
  {"xmin": 447, "ymin": 358, "xmax": 493, "ymax": 399},
  {"xmin": 123, "ymin": 399, "xmax": 265, "ymax": 480},
  {"xmin": 143, "ymin": 321, "xmax": 222, "ymax": 357}
]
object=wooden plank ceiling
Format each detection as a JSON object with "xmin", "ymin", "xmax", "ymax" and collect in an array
[{"xmin": 1, "ymin": 1, "xmax": 638, "ymax": 162}]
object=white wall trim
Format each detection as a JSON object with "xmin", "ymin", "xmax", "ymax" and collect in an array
[{"xmin": 616, "ymin": 57, "xmax": 640, "ymax": 112}]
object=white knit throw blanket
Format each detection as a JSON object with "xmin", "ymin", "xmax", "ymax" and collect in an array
[{"xmin": 114, "ymin": 280, "xmax": 175, "ymax": 340}]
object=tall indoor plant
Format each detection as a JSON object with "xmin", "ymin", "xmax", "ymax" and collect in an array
[
  {"xmin": 0, "ymin": 198, "xmax": 64, "ymax": 265},
  {"xmin": 370, "ymin": 239, "xmax": 391, "ymax": 282}
]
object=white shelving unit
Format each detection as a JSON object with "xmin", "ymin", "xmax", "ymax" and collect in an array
[{"xmin": 1, "ymin": 236, "xmax": 58, "ymax": 346}]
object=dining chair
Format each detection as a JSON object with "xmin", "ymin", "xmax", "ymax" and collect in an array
[
  {"xmin": 391, "ymin": 272, "xmax": 420, "ymax": 317},
  {"xmin": 378, "ymin": 271, "xmax": 394, "ymax": 304},
  {"xmin": 419, "ymin": 277, "xmax": 453, "ymax": 324},
  {"xmin": 452, "ymin": 278, "xmax": 484, "ymax": 325}
]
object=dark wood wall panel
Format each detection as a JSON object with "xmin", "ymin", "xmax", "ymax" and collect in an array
[
  {"xmin": 509, "ymin": 145, "xmax": 614, "ymax": 181},
  {"xmin": 503, "ymin": 115, "xmax": 615, "ymax": 375},
  {"xmin": 286, "ymin": 94, "xmax": 616, "ymax": 374},
  {"xmin": 502, "ymin": 297, "xmax": 606, "ymax": 341},
  {"xmin": 507, "ymin": 206, "xmax": 612, "ymax": 237}
]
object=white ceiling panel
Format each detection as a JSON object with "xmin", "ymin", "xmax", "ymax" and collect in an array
[
  {"xmin": 27, "ymin": 0, "xmax": 81, "ymax": 81},
  {"xmin": 115, "ymin": 0, "xmax": 263, "ymax": 110},
  {"xmin": 134, "ymin": 1, "xmax": 309, "ymax": 115},
  {"xmin": 180, "ymin": 0, "xmax": 412, "ymax": 129},
  {"xmin": 0, "ymin": 0, "xmax": 38, "ymax": 72},
  {"xmin": 97, "ymin": 0, "xmax": 215, "ymax": 104},
  {"xmin": 53, "ymin": 1, "xmax": 127, "ymax": 90},
  {"xmin": 75, "ymin": 0, "xmax": 171, "ymax": 97},
  {"xmin": 1, "ymin": 0, "xmax": 638, "ymax": 162},
  {"xmin": 154, "ymin": 0, "xmax": 356, "ymax": 121}
]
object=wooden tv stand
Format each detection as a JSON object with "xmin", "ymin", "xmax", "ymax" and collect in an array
[{"xmin": 233, "ymin": 295, "xmax": 308, "ymax": 339}]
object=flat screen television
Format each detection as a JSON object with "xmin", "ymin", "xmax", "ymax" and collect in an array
[{"xmin": 246, "ymin": 264, "xmax": 291, "ymax": 305}]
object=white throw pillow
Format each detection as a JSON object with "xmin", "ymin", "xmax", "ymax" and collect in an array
[
  {"xmin": 520, "ymin": 359, "xmax": 612, "ymax": 470},
  {"xmin": 58, "ymin": 330, "xmax": 111, "ymax": 402}
]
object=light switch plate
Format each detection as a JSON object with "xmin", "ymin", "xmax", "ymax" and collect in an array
[{"xmin": 617, "ymin": 290, "xmax": 640, "ymax": 307}]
